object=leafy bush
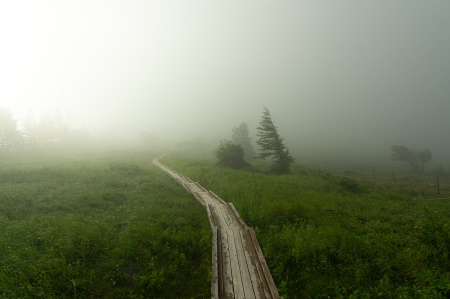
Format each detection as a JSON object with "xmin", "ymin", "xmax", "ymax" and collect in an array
[{"xmin": 216, "ymin": 140, "xmax": 248, "ymax": 169}]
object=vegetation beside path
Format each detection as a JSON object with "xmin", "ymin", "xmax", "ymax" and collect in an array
[
  {"xmin": 162, "ymin": 155, "xmax": 450, "ymax": 298},
  {"xmin": 1, "ymin": 150, "xmax": 448, "ymax": 298},
  {"xmin": 0, "ymin": 151, "xmax": 211, "ymax": 298}
]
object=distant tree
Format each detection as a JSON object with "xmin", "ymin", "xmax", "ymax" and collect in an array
[
  {"xmin": 37, "ymin": 111, "xmax": 69, "ymax": 145},
  {"xmin": 216, "ymin": 140, "xmax": 247, "ymax": 169},
  {"xmin": 418, "ymin": 149, "xmax": 432, "ymax": 172},
  {"xmin": 231, "ymin": 122, "xmax": 255, "ymax": 161},
  {"xmin": 391, "ymin": 145, "xmax": 432, "ymax": 173},
  {"xmin": 0, "ymin": 107, "xmax": 23, "ymax": 151},
  {"xmin": 21, "ymin": 113, "xmax": 40, "ymax": 149},
  {"xmin": 256, "ymin": 106, "xmax": 294, "ymax": 174}
]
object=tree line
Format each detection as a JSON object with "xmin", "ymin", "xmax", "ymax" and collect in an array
[
  {"xmin": 217, "ymin": 107, "xmax": 438, "ymax": 176},
  {"xmin": 0, "ymin": 107, "xmax": 82, "ymax": 152},
  {"xmin": 391, "ymin": 145, "xmax": 433, "ymax": 173},
  {"xmin": 217, "ymin": 106, "xmax": 294, "ymax": 174}
]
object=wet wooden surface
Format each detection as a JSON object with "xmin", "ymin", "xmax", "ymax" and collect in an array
[{"xmin": 153, "ymin": 159, "xmax": 281, "ymax": 299}]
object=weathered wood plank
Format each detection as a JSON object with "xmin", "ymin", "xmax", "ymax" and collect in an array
[
  {"xmin": 209, "ymin": 190, "xmax": 227, "ymax": 205},
  {"xmin": 239, "ymin": 229, "xmax": 265, "ymax": 299},
  {"xmin": 211, "ymin": 226, "xmax": 219, "ymax": 299},
  {"xmin": 243, "ymin": 228, "xmax": 271, "ymax": 298},
  {"xmin": 220, "ymin": 229, "xmax": 235, "ymax": 298},
  {"xmin": 222, "ymin": 205, "xmax": 240, "ymax": 230},
  {"xmin": 226, "ymin": 228, "xmax": 245, "ymax": 298},
  {"xmin": 228, "ymin": 203, "xmax": 247, "ymax": 229},
  {"xmin": 247, "ymin": 227, "xmax": 280, "ymax": 298},
  {"xmin": 153, "ymin": 159, "xmax": 281, "ymax": 298},
  {"xmin": 232, "ymin": 229, "xmax": 256, "ymax": 299}
]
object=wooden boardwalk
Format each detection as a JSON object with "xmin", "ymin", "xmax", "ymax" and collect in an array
[{"xmin": 153, "ymin": 159, "xmax": 281, "ymax": 299}]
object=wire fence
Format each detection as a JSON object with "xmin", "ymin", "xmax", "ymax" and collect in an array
[{"xmin": 321, "ymin": 164, "xmax": 449, "ymax": 199}]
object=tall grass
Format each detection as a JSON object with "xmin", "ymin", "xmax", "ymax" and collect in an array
[
  {"xmin": 0, "ymin": 151, "xmax": 211, "ymax": 298},
  {"xmin": 162, "ymin": 155, "xmax": 450, "ymax": 298}
]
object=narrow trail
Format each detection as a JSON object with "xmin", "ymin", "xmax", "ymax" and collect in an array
[{"xmin": 153, "ymin": 159, "xmax": 281, "ymax": 299}]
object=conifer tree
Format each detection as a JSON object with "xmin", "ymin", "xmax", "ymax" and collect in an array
[
  {"xmin": 231, "ymin": 122, "xmax": 255, "ymax": 161},
  {"xmin": 256, "ymin": 107, "xmax": 294, "ymax": 174}
]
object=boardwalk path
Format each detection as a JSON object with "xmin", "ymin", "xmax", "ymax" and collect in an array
[{"xmin": 153, "ymin": 159, "xmax": 280, "ymax": 299}]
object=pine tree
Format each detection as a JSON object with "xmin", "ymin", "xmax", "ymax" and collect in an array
[
  {"xmin": 256, "ymin": 106, "xmax": 294, "ymax": 174},
  {"xmin": 231, "ymin": 122, "xmax": 255, "ymax": 161}
]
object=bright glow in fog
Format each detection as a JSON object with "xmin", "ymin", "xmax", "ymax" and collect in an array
[{"xmin": 1, "ymin": 0, "xmax": 450, "ymax": 161}]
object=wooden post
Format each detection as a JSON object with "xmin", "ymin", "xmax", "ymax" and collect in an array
[
  {"xmin": 392, "ymin": 170, "xmax": 396, "ymax": 187},
  {"xmin": 437, "ymin": 175, "xmax": 440, "ymax": 195}
]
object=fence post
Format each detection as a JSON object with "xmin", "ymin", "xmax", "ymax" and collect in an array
[{"xmin": 392, "ymin": 170, "xmax": 396, "ymax": 187}]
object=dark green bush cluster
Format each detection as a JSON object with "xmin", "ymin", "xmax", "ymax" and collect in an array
[{"xmin": 216, "ymin": 140, "xmax": 248, "ymax": 169}]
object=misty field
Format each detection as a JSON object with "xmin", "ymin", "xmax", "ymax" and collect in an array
[
  {"xmin": 1, "ymin": 151, "xmax": 449, "ymax": 298},
  {"xmin": 162, "ymin": 156, "xmax": 450, "ymax": 298},
  {"xmin": 0, "ymin": 152, "xmax": 211, "ymax": 298}
]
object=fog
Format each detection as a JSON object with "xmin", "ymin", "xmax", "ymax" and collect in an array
[{"xmin": 1, "ymin": 1, "xmax": 449, "ymax": 166}]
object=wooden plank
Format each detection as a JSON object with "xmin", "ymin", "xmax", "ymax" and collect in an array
[
  {"xmin": 209, "ymin": 190, "xmax": 227, "ymax": 205},
  {"xmin": 247, "ymin": 228, "xmax": 280, "ymax": 298},
  {"xmin": 211, "ymin": 226, "xmax": 219, "ymax": 299},
  {"xmin": 239, "ymin": 229, "xmax": 265, "ymax": 299},
  {"xmin": 214, "ymin": 206, "xmax": 244, "ymax": 298},
  {"xmin": 216, "ymin": 229, "xmax": 224, "ymax": 298},
  {"xmin": 195, "ymin": 182, "xmax": 208, "ymax": 192},
  {"xmin": 243, "ymin": 228, "xmax": 272, "ymax": 298},
  {"xmin": 232, "ymin": 229, "xmax": 257, "ymax": 299},
  {"xmin": 225, "ymin": 228, "xmax": 245, "ymax": 298},
  {"xmin": 206, "ymin": 205, "xmax": 222, "ymax": 298},
  {"xmin": 215, "ymin": 204, "xmax": 231, "ymax": 231},
  {"xmin": 220, "ymin": 229, "xmax": 234, "ymax": 298},
  {"xmin": 222, "ymin": 205, "xmax": 240, "ymax": 230},
  {"xmin": 206, "ymin": 204, "xmax": 217, "ymax": 230},
  {"xmin": 228, "ymin": 203, "xmax": 247, "ymax": 229}
]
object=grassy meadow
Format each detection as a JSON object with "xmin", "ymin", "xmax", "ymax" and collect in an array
[
  {"xmin": 161, "ymin": 156, "xmax": 450, "ymax": 298},
  {"xmin": 0, "ymin": 151, "xmax": 211, "ymax": 298},
  {"xmin": 1, "ymin": 151, "xmax": 449, "ymax": 298}
]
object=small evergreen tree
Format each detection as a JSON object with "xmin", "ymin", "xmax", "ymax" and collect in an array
[
  {"xmin": 216, "ymin": 140, "xmax": 247, "ymax": 169},
  {"xmin": 256, "ymin": 107, "xmax": 294, "ymax": 174},
  {"xmin": 231, "ymin": 122, "xmax": 255, "ymax": 161}
]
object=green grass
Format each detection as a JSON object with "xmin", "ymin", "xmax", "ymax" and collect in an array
[
  {"xmin": 2, "ymin": 151, "xmax": 449, "ymax": 298},
  {"xmin": 0, "ymin": 151, "xmax": 211, "ymax": 298},
  {"xmin": 161, "ymin": 155, "xmax": 450, "ymax": 298}
]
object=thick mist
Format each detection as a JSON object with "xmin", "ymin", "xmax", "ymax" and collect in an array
[{"xmin": 1, "ymin": 1, "xmax": 449, "ymax": 167}]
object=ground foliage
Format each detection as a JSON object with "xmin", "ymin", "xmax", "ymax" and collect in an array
[
  {"xmin": 162, "ymin": 155, "xmax": 450, "ymax": 298},
  {"xmin": 0, "ymin": 151, "xmax": 211, "ymax": 298}
]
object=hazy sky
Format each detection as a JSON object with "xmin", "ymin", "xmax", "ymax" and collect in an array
[{"xmin": 1, "ymin": 1, "xmax": 449, "ymax": 161}]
